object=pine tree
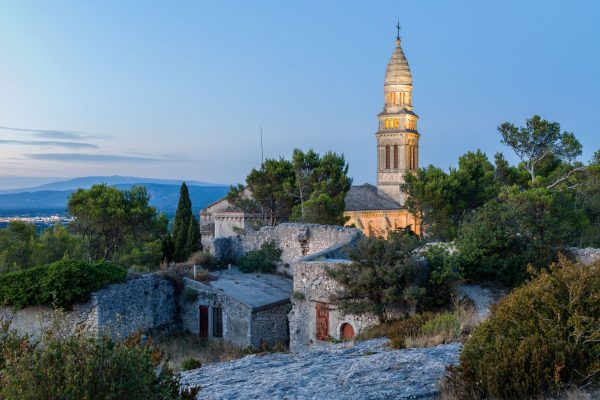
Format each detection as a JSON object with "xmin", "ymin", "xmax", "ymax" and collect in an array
[{"xmin": 172, "ymin": 182, "xmax": 192, "ymax": 262}]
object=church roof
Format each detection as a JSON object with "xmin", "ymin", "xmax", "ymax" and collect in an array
[
  {"xmin": 345, "ymin": 184, "xmax": 403, "ymax": 211},
  {"xmin": 384, "ymin": 39, "xmax": 412, "ymax": 86}
]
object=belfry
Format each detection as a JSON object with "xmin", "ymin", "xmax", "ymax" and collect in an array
[
  {"xmin": 344, "ymin": 25, "xmax": 420, "ymax": 235},
  {"xmin": 376, "ymin": 24, "xmax": 419, "ymax": 204}
]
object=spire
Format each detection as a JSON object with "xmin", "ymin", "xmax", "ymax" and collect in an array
[{"xmin": 396, "ymin": 21, "xmax": 401, "ymax": 47}]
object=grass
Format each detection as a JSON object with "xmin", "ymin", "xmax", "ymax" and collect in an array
[
  {"xmin": 156, "ymin": 334, "xmax": 245, "ymax": 371},
  {"xmin": 358, "ymin": 307, "xmax": 478, "ymax": 350},
  {"xmin": 155, "ymin": 334, "xmax": 288, "ymax": 372}
]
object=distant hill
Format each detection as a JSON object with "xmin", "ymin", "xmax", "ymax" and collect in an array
[
  {"xmin": 0, "ymin": 175, "xmax": 226, "ymax": 194},
  {"xmin": 0, "ymin": 183, "xmax": 229, "ymax": 218}
]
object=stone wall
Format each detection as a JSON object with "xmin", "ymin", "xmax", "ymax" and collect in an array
[
  {"xmin": 0, "ymin": 274, "xmax": 177, "ymax": 340},
  {"xmin": 181, "ymin": 278, "xmax": 291, "ymax": 348},
  {"xmin": 288, "ymin": 260, "xmax": 378, "ymax": 352},
  {"xmin": 250, "ymin": 302, "xmax": 291, "ymax": 347},
  {"xmin": 212, "ymin": 223, "xmax": 363, "ymax": 276},
  {"xmin": 181, "ymin": 278, "xmax": 253, "ymax": 347}
]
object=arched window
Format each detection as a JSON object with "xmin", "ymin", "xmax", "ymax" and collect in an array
[
  {"xmin": 340, "ymin": 323, "xmax": 355, "ymax": 340},
  {"xmin": 385, "ymin": 119, "xmax": 389, "ymax": 128},
  {"xmin": 408, "ymin": 145, "xmax": 413, "ymax": 170},
  {"xmin": 393, "ymin": 144, "xmax": 399, "ymax": 169},
  {"xmin": 385, "ymin": 145, "xmax": 390, "ymax": 169},
  {"xmin": 395, "ymin": 118, "xmax": 399, "ymax": 128}
]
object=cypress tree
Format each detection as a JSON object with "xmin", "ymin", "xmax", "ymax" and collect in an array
[
  {"xmin": 184, "ymin": 214, "xmax": 201, "ymax": 257},
  {"xmin": 172, "ymin": 182, "xmax": 192, "ymax": 262}
]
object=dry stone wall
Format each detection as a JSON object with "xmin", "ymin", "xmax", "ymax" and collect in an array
[
  {"xmin": 250, "ymin": 302, "xmax": 291, "ymax": 347},
  {"xmin": 0, "ymin": 274, "xmax": 177, "ymax": 340}
]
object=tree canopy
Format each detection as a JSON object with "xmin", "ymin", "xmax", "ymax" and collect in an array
[{"xmin": 227, "ymin": 148, "xmax": 352, "ymax": 227}]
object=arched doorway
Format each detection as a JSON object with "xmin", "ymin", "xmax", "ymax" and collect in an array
[{"xmin": 340, "ymin": 323, "xmax": 355, "ymax": 340}]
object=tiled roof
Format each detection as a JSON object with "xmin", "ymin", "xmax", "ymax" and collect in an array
[{"xmin": 344, "ymin": 184, "xmax": 403, "ymax": 211}]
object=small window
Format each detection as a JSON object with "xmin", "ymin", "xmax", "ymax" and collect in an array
[
  {"xmin": 393, "ymin": 144, "xmax": 399, "ymax": 169},
  {"xmin": 212, "ymin": 307, "xmax": 223, "ymax": 337},
  {"xmin": 385, "ymin": 145, "xmax": 390, "ymax": 169}
]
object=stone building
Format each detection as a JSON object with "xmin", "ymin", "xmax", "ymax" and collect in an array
[
  {"xmin": 288, "ymin": 259, "xmax": 378, "ymax": 352},
  {"xmin": 199, "ymin": 187, "xmax": 256, "ymax": 250},
  {"xmin": 344, "ymin": 29, "xmax": 421, "ymax": 236},
  {"xmin": 181, "ymin": 270, "xmax": 292, "ymax": 348}
]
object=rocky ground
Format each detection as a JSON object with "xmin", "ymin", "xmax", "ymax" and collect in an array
[{"xmin": 179, "ymin": 338, "xmax": 461, "ymax": 400}]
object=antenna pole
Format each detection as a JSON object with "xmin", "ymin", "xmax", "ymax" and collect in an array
[{"xmin": 260, "ymin": 124, "xmax": 264, "ymax": 165}]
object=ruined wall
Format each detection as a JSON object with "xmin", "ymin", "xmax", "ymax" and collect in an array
[
  {"xmin": 212, "ymin": 223, "xmax": 362, "ymax": 276},
  {"xmin": 181, "ymin": 278, "xmax": 253, "ymax": 348},
  {"xmin": 289, "ymin": 260, "xmax": 379, "ymax": 352},
  {"xmin": 250, "ymin": 302, "xmax": 291, "ymax": 348},
  {"xmin": 0, "ymin": 274, "xmax": 177, "ymax": 340}
]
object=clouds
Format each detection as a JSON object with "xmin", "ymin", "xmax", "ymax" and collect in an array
[
  {"xmin": 25, "ymin": 153, "xmax": 168, "ymax": 163},
  {"xmin": 0, "ymin": 139, "xmax": 98, "ymax": 149},
  {"xmin": 0, "ymin": 126, "xmax": 108, "ymax": 140},
  {"xmin": 0, "ymin": 125, "xmax": 177, "ymax": 165}
]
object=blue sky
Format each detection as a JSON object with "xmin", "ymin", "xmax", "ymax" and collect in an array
[{"xmin": 0, "ymin": 1, "xmax": 598, "ymax": 186}]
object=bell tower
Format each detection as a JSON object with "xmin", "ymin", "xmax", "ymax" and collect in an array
[{"xmin": 376, "ymin": 24, "xmax": 419, "ymax": 205}]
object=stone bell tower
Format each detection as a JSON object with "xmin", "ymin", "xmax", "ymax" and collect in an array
[{"xmin": 376, "ymin": 24, "xmax": 420, "ymax": 205}]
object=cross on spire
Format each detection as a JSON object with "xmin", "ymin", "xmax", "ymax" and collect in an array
[{"xmin": 396, "ymin": 21, "xmax": 401, "ymax": 40}]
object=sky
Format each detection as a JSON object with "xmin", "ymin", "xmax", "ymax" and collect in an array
[{"xmin": 0, "ymin": 0, "xmax": 599, "ymax": 186}]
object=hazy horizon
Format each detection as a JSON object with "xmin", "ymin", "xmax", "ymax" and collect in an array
[{"xmin": 1, "ymin": 1, "xmax": 598, "ymax": 186}]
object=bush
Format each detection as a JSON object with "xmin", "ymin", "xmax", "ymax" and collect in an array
[
  {"xmin": 182, "ymin": 287, "xmax": 198, "ymax": 302},
  {"xmin": 0, "ymin": 260, "xmax": 127, "ymax": 309},
  {"xmin": 420, "ymin": 246, "xmax": 461, "ymax": 311},
  {"xmin": 188, "ymin": 251, "xmax": 216, "ymax": 269},
  {"xmin": 181, "ymin": 357, "xmax": 202, "ymax": 371},
  {"xmin": 0, "ymin": 327, "xmax": 199, "ymax": 400},
  {"xmin": 238, "ymin": 241, "xmax": 282, "ymax": 273},
  {"xmin": 359, "ymin": 313, "xmax": 432, "ymax": 349},
  {"xmin": 445, "ymin": 257, "xmax": 600, "ymax": 399}
]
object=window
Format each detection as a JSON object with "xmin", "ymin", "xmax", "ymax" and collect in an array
[
  {"xmin": 212, "ymin": 307, "xmax": 223, "ymax": 337},
  {"xmin": 393, "ymin": 144, "xmax": 398, "ymax": 169},
  {"xmin": 385, "ymin": 145, "xmax": 390, "ymax": 169}
]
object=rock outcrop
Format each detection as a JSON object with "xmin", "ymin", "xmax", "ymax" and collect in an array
[{"xmin": 180, "ymin": 338, "xmax": 460, "ymax": 400}]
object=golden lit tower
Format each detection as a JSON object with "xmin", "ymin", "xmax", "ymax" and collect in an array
[{"xmin": 376, "ymin": 23, "xmax": 419, "ymax": 204}]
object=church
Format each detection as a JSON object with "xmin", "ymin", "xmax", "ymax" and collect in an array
[
  {"xmin": 343, "ymin": 28, "xmax": 420, "ymax": 236},
  {"xmin": 200, "ymin": 29, "xmax": 420, "ymax": 242}
]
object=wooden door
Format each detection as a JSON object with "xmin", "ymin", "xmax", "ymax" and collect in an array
[
  {"xmin": 341, "ymin": 323, "xmax": 355, "ymax": 340},
  {"xmin": 316, "ymin": 302, "xmax": 329, "ymax": 341},
  {"xmin": 199, "ymin": 305, "xmax": 209, "ymax": 338}
]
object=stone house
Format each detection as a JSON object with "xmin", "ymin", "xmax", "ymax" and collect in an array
[
  {"xmin": 181, "ymin": 269, "xmax": 292, "ymax": 348},
  {"xmin": 288, "ymin": 259, "xmax": 379, "ymax": 352}
]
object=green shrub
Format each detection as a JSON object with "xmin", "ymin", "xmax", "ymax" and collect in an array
[
  {"xmin": 445, "ymin": 257, "xmax": 600, "ymax": 399},
  {"xmin": 0, "ymin": 328, "xmax": 199, "ymax": 400},
  {"xmin": 292, "ymin": 291, "xmax": 305, "ymax": 301},
  {"xmin": 420, "ymin": 311, "xmax": 461, "ymax": 339},
  {"xmin": 238, "ymin": 241, "xmax": 282, "ymax": 273},
  {"xmin": 181, "ymin": 357, "xmax": 202, "ymax": 371},
  {"xmin": 359, "ymin": 313, "xmax": 432, "ymax": 349},
  {"xmin": 420, "ymin": 246, "xmax": 461, "ymax": 311},
  {"xmin": 0, "ymin": 260, "xmax": 127, "ymax": 309},
  {"xmin": 182, "ymin": 287, "xmax": 198, "ymax": 302}
]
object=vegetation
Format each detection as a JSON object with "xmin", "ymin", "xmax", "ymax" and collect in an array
[
  {"xmin": 172, "ymin": 183, "xmax": 201, "ymax": 262},
  {"xmin": 227, "ymin": 148, "xmax": 352, "ymax": 227},
  {"xmin": 0, "ymin": 327, "xmax": 198, "ymax": 400},
  {"xmin": 327, "ymin": 230, "xmax": 423, "ymax": 322},
  {"xmin": 238, "ymin": 240, "xmax": 282, "ymax": 273},
  {"xmin": 181, "ymin": 358, "xmax": 202, "ymax": 371},
  {"xmin": 444, "ymin": 257, "xmax": 600, "ymax": 399},
  {"xmin": 68, "ymin": 184, "xmax": 166, "ymax": 262},
  {"xmin": 0, "ymin": 222, "xmax": 89, "ymax": 272},
  {"xmin": 0, "ymin": 259, "xmax": 127, "ymax": 309}
]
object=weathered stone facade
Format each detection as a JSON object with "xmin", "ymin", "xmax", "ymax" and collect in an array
[
  {"xmin": 181, "ymin": 273, "xmax": 291, "ymax": 348},
  {"xmin": 212, "ymin": 223, "xmax": 362, "ymax": 276},
  {"xmin": 289, "ymin": 260, "xmax": 379, "ymax": 352},
  {"xmin": 1, "ymin": 274, "xmax": 177, "ymax": 340}
]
